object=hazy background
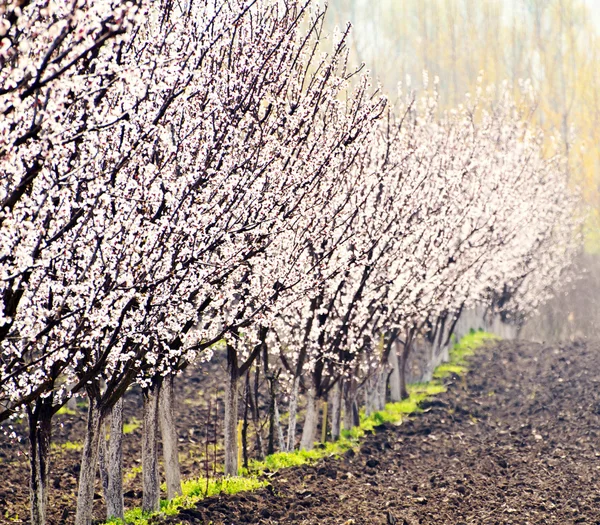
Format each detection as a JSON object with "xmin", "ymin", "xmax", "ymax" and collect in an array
[{"xmin": 324, "ymin": 0, "xmax": 600, "ymax": 341}]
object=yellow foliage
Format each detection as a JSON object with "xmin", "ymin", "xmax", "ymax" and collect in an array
[{"xmin": 328, "ymin": 0, "xmax": 600, "ymax": 249}]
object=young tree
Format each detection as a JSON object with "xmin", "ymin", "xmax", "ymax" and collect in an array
[{"xmin": 0, "ymin": 2, "xmax": 140, "ymax": 522}]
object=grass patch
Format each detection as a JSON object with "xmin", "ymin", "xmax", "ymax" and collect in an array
[
  {"xmin": 409, "ymin": 382, "xmax": 448, "ymax": 396},
  {"xmin": 360, "ymin": 396, "xmax": 420, "ymax": 433},
  {"xmin": 123, "ymin": 417, "xmax": 141, "ymax": 435},
  {"xmin": 102, "ymin": 330, "xmax": 496, "ymax": 525},
  {"xmin": 433, "ymin": 330, "xmax": 498, "ymax": 379},
  {"xmin": 161, "ymin": 476, "xmax": 266, "ymax": 515},
  {"xmin": 51, "ymin": 440, "xmax": 83, "ymax": 452},
  {"xmin": 245, "ymin": 439, "xmax": 355, "ymax": 475},
  {"xmin": 124, "ymin": 465, "xmax": 142, "ymax": 483},
  {"xmin": 56, "ymin": 406, "xmax": 77, "ymax": 416},
  {"xmin": 450, "ymin": 329, "xmax": 497, "ymax": 362},
  {"xmin": 433, "ymin": 363, "xmax": 467, "ymax": 379},
  {"xmin": 105, "ymin": 476, "xmax": 266, "ymax": 525}
]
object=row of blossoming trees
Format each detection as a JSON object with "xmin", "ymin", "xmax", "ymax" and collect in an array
[{"xmin": 0, "ymin": 0, "xmax": 579, "ymax": 524}]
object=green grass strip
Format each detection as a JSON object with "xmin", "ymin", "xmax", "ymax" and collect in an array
[
  {"xmin": 104, "ymin": 477, "xmax": 267, "ymax": 525},
  {"xmin": 103, "ymin": 330, "xmax": 497, "ymax": 525}
]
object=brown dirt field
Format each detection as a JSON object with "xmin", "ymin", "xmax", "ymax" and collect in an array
[
  {"xmin": 159, "ymin": 340, "xmax": 600, "ymax": 525},
  {"xmin": 2, "ymin": 340, "xmax": 600, "ymax": 524}
]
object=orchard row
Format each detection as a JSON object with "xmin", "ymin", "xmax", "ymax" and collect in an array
[{"xmin": 0, "ymin": 1, "xmax": 578, "ymax": 524}]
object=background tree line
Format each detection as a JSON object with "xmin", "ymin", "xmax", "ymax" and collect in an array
[{"xmin": 327, "ymin": 0, "xmax": 600, "ymax": 250}]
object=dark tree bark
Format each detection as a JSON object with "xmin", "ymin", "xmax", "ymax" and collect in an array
[
  {"xmin": 242, "ymin": 370, "xmax": 251, "ymax": 468},
  {"xmin": 159, "ymin": 374, "xmax": 182, "ymax": 499},
  {"xmin": 224, "ymin": 343, "xmax": 240, "ymax": 476},
  {"xmin": 106, "ymin": 397, "xmax": 124, "ymax": 519},
  {"xmin": 142, "ymin": 382, "xmax": 161, "ymax": 513},
  {"xmin": 399, "ymin": 329, "xmax": 415, "ymax": 400},
  {"xmin": 27, "ymin": 395, "xmax": 53, "ymax": 525},
  {"xmin": 300, "ymin": 386, "xmax": 317, "ymax": 450},
  {"xmin": 75, "ymin": 391, "xmax": 103, "ymax": 525},
  {"xmin": 286, "ymin": 376, "xmax": 300, "ymax": 451},
  {"xmin": 330, "ymin": 381, "xmax": 342, "ymax": 441},
  {"xmin": 266, "ymin": 371, "xmax": 279, "ymax": 455},
  {"xmin": 343, "ymin": 379, "xmax": 360, "ymax": 430}
]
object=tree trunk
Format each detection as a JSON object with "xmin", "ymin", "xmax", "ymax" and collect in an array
[
  {"xmin": 300, "ymin": 387, "xmax": 317, "ymax": 450},
  {"xmin": 106, "ymin": 397, "xmax": 124, "ymax": 520},
  {"xmin": 343, "ymin": 382, "xmax": 359, "ymax": 430},
  {"xmin": 433, "ymin": 315, "xmax": 447, "ymax": 368},
  {"xmin": 400, "ymin": 354, "xmax": 409, "ymax": 400},
  {"xmin": 251, "ymin": 356, "xmax": 264, "ymax": 459},
  {"xmin": 330, "ymin": 382, "xmax": 342, "ymax": 441},
  {"xmin": 365, "ymin": 373, "xmax": 383, "ymax": 415},
  {"xmin": 75, "ymin": 396, "xmax": 103, "ymax": 525},
  {"xmin": 343, "ymin": 393, "xmax": 352, "ymax": 432},
  {"xmin": 98, "ymin": 421, "xmax": 109, "ymax": 507},
  {"xmin": 242, "ymin": 371, "xmax": 250, "ymax": 467},
  {"xmin": 388, "ymin": 342, "xmax": 402, "ymax": 402},
  {"xmin": 286, "ymin": 376, "xmax": 300, "ymax": 451},
  {"xmin": 399, "ymin": 336, "xmax": 412, "ymax": 400},
  {"xmin": 352, "ymin": 399, "xmax": 360, "ymax": 428},
  {"xmin": 425, "ymin": 327, "xmax": 437, "ymax": 382},
  {"xmin": 321, "ymin": 400, "xmax": 328, "ymax": 443},
  {"xmin": 274, "ymin": 395, "xmax": 285, "ymax": 451},
  {"xmin": 142, "ymin": 384, "xmax": 161, "ymax": 513},
  {"xmin": 367, "ymin": 369, "xmax": 387, "ymax": 413},
  {"xmin": 27, "ymin": 396, "xmax": 53, "ymax": 525},
  {"xmin": 224, "ymin": 345, "xmax": 239, "ymax": 476},
  {"xmin": 364, "ymin": 380, "xmax": 371, "ymax": 417},
  {"xmin": 265, "ymin": 372, "xmax": 285, "ymax": 454},
  {"xmin": 377, "ymin": 368, "xmax": 387, "ymax": 411},
  {"xmin": 159, "ymin": 375, "xmax": 182, "ymax": 499},
  {"xmin": 267, "ymin": 375, "xmax": 276, "ymax": 456}
]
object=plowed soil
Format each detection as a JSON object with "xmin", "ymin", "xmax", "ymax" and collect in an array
[
  {"xmin": 159, "ymin": 340, "xmax": 600, "ymax": 525},
  {"xmin": 3, "ymin": 340, "xmax": 600, "ymax": 524}
]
